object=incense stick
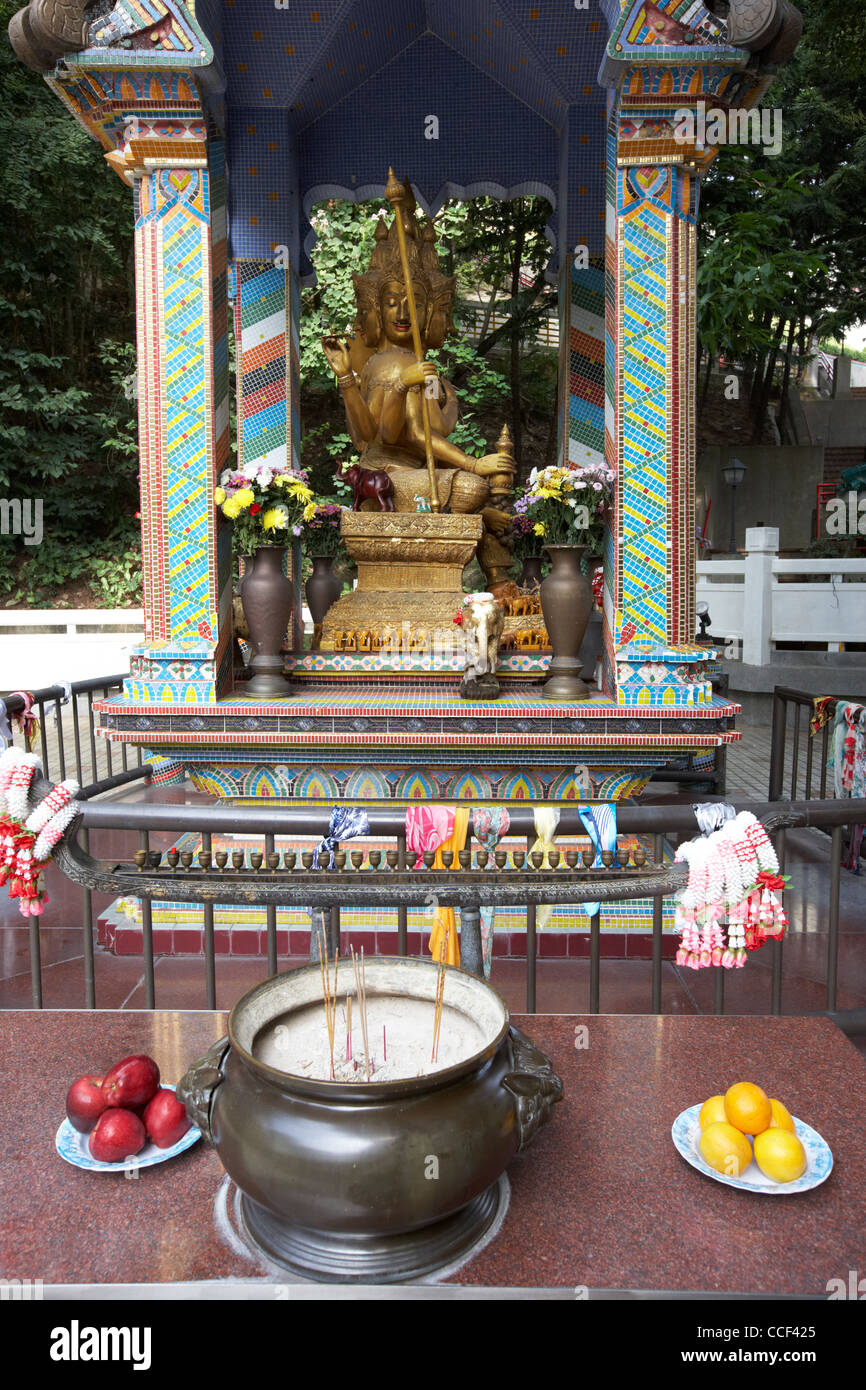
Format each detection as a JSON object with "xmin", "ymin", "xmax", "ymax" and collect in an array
[
  {"xmin": 346, "ymin": 995, "xmax": 352, "ymax": 1061},
  {"xmin": 350, "ymin": 945, "xmax": 371, "ymax": 1082},
  {"xmin": 432, "ymin": 935, "xmax": 447, "ymax": 1063},
  {"xmin": 360, "ymin": 947, "xmax": 370, "ymax": 1080},
  {"xmin": 318, "ymin": 924, "xmax": 336, "ymax": 1079},
  {"xmin": 331, "ymin": 949, "xmax": 339, "ymax": 1079}
]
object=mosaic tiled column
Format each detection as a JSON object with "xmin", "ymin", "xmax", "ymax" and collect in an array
[
  {"xmin": 232, "ymin": 257, "xmax": 303, "ymax": 650},
  {"xmin": 599, "ymin": 0, "xmax": 776, "ymax": 707},
  {"xmin": 127, "ymin": 138, "xmax": 233, "ymax": 704}
]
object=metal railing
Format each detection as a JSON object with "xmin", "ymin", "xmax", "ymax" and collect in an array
[
  {"xmin": 769, "ymin": 686, "xmax": 856, "ymax": 803},
  {"xmin": 2, "ymin": 677, "xmax": 154, "ymax": 1010},
  {"xmin": 20, "ymin": 784, "xmax": 862, "ymax": 1030},
  {"xmin": 1, "ymin": 676, "xmax": 146, "ymax": 790}
]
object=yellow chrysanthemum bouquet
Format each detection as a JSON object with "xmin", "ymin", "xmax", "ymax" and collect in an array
[
  {"xmin": 215, "ymin": 463, "xmax": 315, "ymax": 554},
  {"xmin": 514, "ymin": 461, "xmax": 615, "ymax": 550}
]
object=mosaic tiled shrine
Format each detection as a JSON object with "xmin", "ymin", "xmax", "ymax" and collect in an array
[{"xmin": 11, "ymin": 0, "xmax": 800, "ymax": 798}]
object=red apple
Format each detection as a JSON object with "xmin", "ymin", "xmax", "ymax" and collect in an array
[
  {"xmin": 143, "ymin": 1087, "xmax": 191, "ymax": 1149},
  {"xmin": 88, "ymin": 1108, "xmax": 146, "ymax": 1163},
  {"xmin": 65, "ymin": 1074, "xmax": 106, "ymax": 1133},
  {"xmin": 101, "ymin": 1054, "xmax": 160, "ymax": 1110}
]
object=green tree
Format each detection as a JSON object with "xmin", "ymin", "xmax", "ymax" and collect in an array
[
  {"xmin": 0, "ymin": 0, "xmax": 139, "ymax": 600},
  {"xmin": 698, "ymin": 0, "xmax": 866, "ymax": 436}
]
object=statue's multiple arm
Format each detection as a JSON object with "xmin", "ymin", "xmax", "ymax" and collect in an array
[
  {"xmin": 321, "ymin": 337, "xmax": 376, "ymax": 449},
  {"xmin": 321, "ymin": 336, "xmax": 514, "ymax": 483}
]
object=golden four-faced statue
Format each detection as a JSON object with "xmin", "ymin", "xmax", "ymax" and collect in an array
[{"xmin": 321, "ymin": 170, "xmax": 515, "ymax": 593}]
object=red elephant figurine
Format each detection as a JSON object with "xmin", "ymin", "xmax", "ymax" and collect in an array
[{"xmin": 340, "ymin": 463, "xmax": 395, "ymax": 512}]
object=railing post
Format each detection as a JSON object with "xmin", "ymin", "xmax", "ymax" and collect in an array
[
  {"xmin": 827, "ymin": 825, "xmax": 842, "ymax": 1013},
  {"xmin": 768, "ymin": 688, "xmax": 788, "ymax": 801},
  {"xmin": 742, "ymin": 527, "xmax": 778, "ymax": 667},
  {"xmin": 651, "ymin": 834, "xmax": 664, "ymax": 1014},
  {"xmin": 459, "ymin": 904, "xmax": 484, "ymax": 978},
  {"xmin": 397, "ymin": 831, "xmax": 408, "ymax": 956}
]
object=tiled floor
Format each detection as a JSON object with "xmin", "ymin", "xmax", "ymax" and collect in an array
[{"xmin": 1, "ymin": 718, "xmax": 863, "ymax": 1047}]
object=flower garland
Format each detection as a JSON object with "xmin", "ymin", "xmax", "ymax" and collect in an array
[
  {"xmin": 0, "ymin": 747, "xmax": 80, "ymax": 917},
  {"xmin": 674, "ymin": 811, "xmax": 789, "ymax": 971}
]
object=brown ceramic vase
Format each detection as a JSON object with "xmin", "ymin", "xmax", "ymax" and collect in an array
[
  {"xmin": 579, "ymin": 554, "xmax": 604, "ymax": 679},
  {"xmin": 239, "ymin": 545, "xmax": 292, "ymax": 696},
  {"xmin": 519, "ymin": 555, "xmax": 544, "ymax": 588},
  {"xmin": 540, "ymin": 544, "xmax": 593, "ymax": 701},
  {"xmin": 305, "ymin": 555, "xmax": 342, "ymax": 627}
]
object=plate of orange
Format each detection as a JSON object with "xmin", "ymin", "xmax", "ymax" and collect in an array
[{"xmin": 671, "ymin": 1082, "xmax": 833, "ymax": 1195}]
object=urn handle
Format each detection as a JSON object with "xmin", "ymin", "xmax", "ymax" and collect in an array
[
  {"xmin": 177, "ymin": 1036, "xmax": 230, "ymax": 1144},
  {"xmin": 501, "ymin": 1025, "xmax": 564, "ymax": 1152}
]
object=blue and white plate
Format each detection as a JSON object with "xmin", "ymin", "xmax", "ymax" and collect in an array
[
  {"xmin": 671, "ymin": 1105, "xmax": 833, "ymax": 1195},
  {"xmin": 55, "ymin": 1084, "xmax": 201, "ymax": 1173}
]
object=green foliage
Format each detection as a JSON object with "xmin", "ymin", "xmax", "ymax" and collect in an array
[
  {"xmin": 424, "ymin": 336, "xmax": 510, "ymax": 456},
  {"xmin": 91, "ymin": 547, "xmax": 143, "ymax": 607},
  {"xmin": 0, "ymin": 0, "xmax": 138, "ymax": 600},
  {"xmin": 0, "ymin": 530, "xmax": 141, "ymax": 608},
  {"xmin": 300, "ymin": 200, "xmax": 384, "ymax": 394},
  {"xmin": 699, "ymin": 0, "xmax": 866, "ymax": 372},
  {"xmin": 697, "ymin": 182, "xmax": 826, "ymax": 364}
]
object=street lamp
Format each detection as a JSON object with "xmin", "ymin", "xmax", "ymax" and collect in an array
[{"xmin": 722, "ymin": 457, "xmax": 747, "ymax": 554}]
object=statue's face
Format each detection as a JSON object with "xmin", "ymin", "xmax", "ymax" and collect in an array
[{"xmin": 380, "ymin": 278, "xmax": 427, "ymax": 347}]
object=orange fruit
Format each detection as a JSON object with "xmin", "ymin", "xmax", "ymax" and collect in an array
[
  {"xmin": 699, "ymin": 1121, "xmax": 753, "ymax": 1179},
  {"xmin": 724, "ymin": 1082, "xmax": 772, "ymax": 1136},
  {"xmin": 753, "ymin": 1128, "xmax": 807, "ymax": 1183},
  {"xmin": 769, "ymin": 1098, "xmax": 795, "ymax": 1132},
  {"xmin": 699, "ymin": 1095, "xmax": 727, "ymax": 1130}
]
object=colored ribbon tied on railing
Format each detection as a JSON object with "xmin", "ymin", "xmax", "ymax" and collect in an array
[
  {"xmin": 406, "ymin": 804, "xmax": 468, "ymax": 968},
  {"xmin": 472, "ymin": 806, "xmax": 511, "ymax": 978},
  {"xmin": 576, "ymin": 803, "xmax": 618, "ymax": 920},
  {"xmin": 530, "ymin": 806, "xmax": 560, "ymax": 929},
  {"xmin": 7, "ymin": 692, "xmax": 39, "ymax": 750},
  {"xmin": 312, "ymin": 805, "xmax": 370, "ymax": 868},
  {"xmin": 828, "ymin": 701, "xmax": 866, "ymax": 872}
]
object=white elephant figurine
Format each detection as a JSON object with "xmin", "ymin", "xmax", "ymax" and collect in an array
[{"xmin": 459, "ymin": 592, "xmax": 504, "ymax": 700}]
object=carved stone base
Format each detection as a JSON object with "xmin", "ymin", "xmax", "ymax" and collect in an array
[{"xmin": 322, "ymin": 512, "xmax": 483, "ymax": 650}]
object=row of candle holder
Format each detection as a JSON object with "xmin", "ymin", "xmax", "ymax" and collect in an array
[{"xmin": 132, "ymin": 844, "xmax": 650, "ymax": 873}]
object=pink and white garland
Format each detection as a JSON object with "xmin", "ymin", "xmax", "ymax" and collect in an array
[
  {"xmin": 674, "ymin": 812, "xmax": 789, "ymax": 971},
  {"xmin": 0, "ymin": 747, "xmax": 80, "ymax": 917}
]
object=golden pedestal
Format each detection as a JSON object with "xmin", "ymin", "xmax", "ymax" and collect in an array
[{"xmin": 321, "ymin": 512, "xmax": 483, "ymax": 650}]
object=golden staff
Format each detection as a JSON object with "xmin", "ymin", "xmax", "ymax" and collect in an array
[{"xmin": 385, "ymin": 168, "xmax": 439, "ymax": 512}]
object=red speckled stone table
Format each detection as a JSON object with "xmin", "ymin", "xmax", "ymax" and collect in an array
[{"xmin": 1, "ymin": 1011, "xmax": 864, "ymax": 1294}]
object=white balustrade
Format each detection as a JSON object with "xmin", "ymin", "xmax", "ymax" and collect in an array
[{"xmin": 697, "ymin": 528, "xmax": 866, "ymax": 665}]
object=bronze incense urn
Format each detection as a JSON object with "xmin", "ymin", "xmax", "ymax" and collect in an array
[{"xmin": 179, "ymin": 958, "xmax": 562, "ymax": 1283}]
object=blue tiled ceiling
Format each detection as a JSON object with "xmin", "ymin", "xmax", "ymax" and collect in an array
[
  {"xmin": 216, "ymin": 2, "xmax": 614, "ymax": 269},
  {"xmin": 218, "ymin": 0, "xmax": 612, "ymax": 121}
]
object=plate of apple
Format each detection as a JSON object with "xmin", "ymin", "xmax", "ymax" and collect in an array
[{"xmin": 56, "ymin": 1054, "xmax": 201, "ymax": 1171}]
